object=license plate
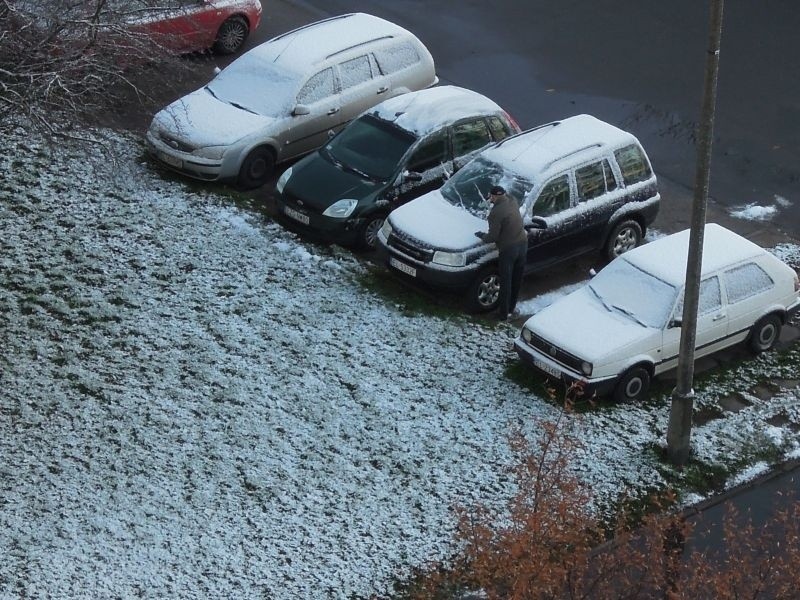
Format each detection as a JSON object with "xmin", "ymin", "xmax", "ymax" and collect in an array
[
  {"xmin": 533, "ymin": 357, "xmax": 561, "ymax": 379},
  {"xmin": 284, "ymin": 206, "xmax": 310, "ymax": 225},
  {"xmin": 158, "ymin": 151, "xmax": 182, "ymax": 169},
  {"xmin": 389, "ymin": 257, "xmax": 416, "ymax": 277}
]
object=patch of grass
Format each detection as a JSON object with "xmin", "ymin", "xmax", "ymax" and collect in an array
[{"xmin": 356, "ymin": 266, "xmax": 467, "ymax": 322}]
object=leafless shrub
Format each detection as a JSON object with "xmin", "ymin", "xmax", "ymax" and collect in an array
[{"xmin": 0, "ymin": 0, "xmax": 196, "ymax": 137}]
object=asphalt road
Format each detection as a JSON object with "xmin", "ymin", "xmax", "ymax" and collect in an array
[{"xmin": 250, "ymin": 0, "xmax": 800, "ymax": 240}]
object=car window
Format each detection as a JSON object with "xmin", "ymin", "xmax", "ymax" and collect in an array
[
  {"xmin": 339, "ymin": 55, "xmax": 373, "ymax": 90},
  {"xmin": 675, "ymin": 276, "xmax": 722, "ymax": 317},
  {"xmin": 487, "ymin": 116, "xmax": 512, "ymax": 141},
  {"xmin": 297, "ymin": 68, "xmax": 336, "ymax": 105},
  {"xmin": 725, "ymin": 262, "xmax": 774, "ymax": 303},
  {"xmin": 407, "ymin": 130, "xmax": 449, "ymax": 172},
  {"xmin": 325, "ymin": 114, "xmax": 416, "ymax": 181},
  {"xmin": 439, "ymin": 156, "xmax": 534, "ymax": 217},
  {"xmin": 452, "ymin": 119, "xmax": 492, "ymax": 157},
  {"xmin": 614, "ymin": 143, "xmax": 653, "ymax": 185},
  {"xmin": 373, "ymin": 41, "xmax": 421, "ymax": 74},
  {"xmin": 589, "ymin": 258, "xmax": 678, "ymax": 328},
  {"xmin": 575, "ymin": 159, "xmax": 616, "ymax": 201},
  {"xmin": 531, "ymin": 175, "xmax": 570, "ymax": 217}
]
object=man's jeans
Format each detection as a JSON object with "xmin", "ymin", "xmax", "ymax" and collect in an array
[{"xmin": 497, "ymin": 241, "xmax": 527, "ymax": 316}]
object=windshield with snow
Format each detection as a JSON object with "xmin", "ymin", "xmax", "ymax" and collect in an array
[
  {"xmin": 206, "ymin": 55, "xmax": 300, "ymax": 117},
  {"xmin": 588, "ymin": 258, "xmax": 678, "ymax": 328},
  {"xmin": 323, "ymin": 115, "xmax": 416, "ymax": 181},
  {"xmin": 439, "ymin": 157, "xmax": 533, "ymax": 218}
]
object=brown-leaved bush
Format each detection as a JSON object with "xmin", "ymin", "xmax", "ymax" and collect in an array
[{"xmin": 399, "ymin": 384, "xmax": 800, "ymax": 599}]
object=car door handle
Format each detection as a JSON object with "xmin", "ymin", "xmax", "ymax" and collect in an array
[
  {"xmin": 712, "ymin": 312, "xmax": 726, "ymax": 321},
  {"xmin": 376, "ymin": 86, "xmax": 389, "ymax": 94},
  {"xmin": 327, "ymin": 107, "xmax": 340, "ymax": 115}
]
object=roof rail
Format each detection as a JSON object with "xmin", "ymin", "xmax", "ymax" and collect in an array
[
  {"xmin": 270, "ymin": 13, "xmax": 355, "ymax": 44},
  {"xmin": 543, "ymin": 142, "xmax": 604, "ymax": 170},
  {"xmin": 494, "ymin": 119, "xmax": 561, "ymax": 148},
  {"xmin": 327, "ymin": 35, "xmax": 395, "ymax": 60}
]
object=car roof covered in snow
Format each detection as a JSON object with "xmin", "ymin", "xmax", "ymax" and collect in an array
[
  {"xmin": 480, "ymin": 114, "xmax": 639, "ymax": 181},
  {"xmin": 247, "ymin": 13, "xmax": 418, "ymax": 73},
  {"xmin": 366, "ymin": 86, "xmax": 505, "ymax": 137},
  {"xmin": 622, "ymin": 223, "xmax": 767, "ymax": 287}
]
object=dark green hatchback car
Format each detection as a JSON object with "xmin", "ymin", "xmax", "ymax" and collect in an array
[{"xmin": 274, "ymin": 85, "xmax": 519, "ymax": 249}]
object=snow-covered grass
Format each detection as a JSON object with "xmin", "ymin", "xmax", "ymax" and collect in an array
[{"xmin": 1, "ymin": 126, "xmax": 799, "ymax": 599}]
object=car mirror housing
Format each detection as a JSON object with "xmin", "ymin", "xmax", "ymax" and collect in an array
[
  {"xmin": 669, "ymin": 318, "xmax": 682, "ymax": 329},
  {"xmin": 526, "ymin": 216, "xmax": 547, "ymax": 231},
  {"xmin": 292, "ymin": 104, "xmax": 311, "ymax": 116}
]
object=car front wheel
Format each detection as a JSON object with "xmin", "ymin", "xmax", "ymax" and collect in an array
[
  {"xmin": 466, "ymin": 267, "xmax": 500, "ymax": 313},
  {"xmin": 358, "ymin": 214, "xmax": 385, "ymax": 250},
  {"xmin": 214, "ymin": 16, "xmax": 249, "ymax": 55},
  {"xmin": 605, "ymin": 219, "xmax": 642, "ymax": 261},
  {"xmin": 612, "ymin": 366, "xmax": 651, "ymax": 402},
  {"xmin": 238, "ymin": 147, "xmax": 275, "ymax": 189},
  {"xmin": 748, "ymin": 314, "xmax": 782, "ymax": 353}
]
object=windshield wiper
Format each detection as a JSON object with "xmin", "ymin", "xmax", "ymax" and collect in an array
[
  {"xmin": 323, "ymin": 147, "xmax": 376, "ymax": 181},
  {"xmin": 611, "ymin": 303, "xmax": 647, "ymax": 327},
  {"xmin": 228, "ymin": 101, "xmax": 257, "ymax": 115},
  {"xmin": 588, "ymin": 284, "xmax": 613, "ymax": 312}
]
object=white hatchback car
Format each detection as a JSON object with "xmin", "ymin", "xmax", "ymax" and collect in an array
[
  {"xmin": 146, "ymin": 13, "xmax": 437, "ymax": 188},
  {"xmin": 514, "ymin": 224, "xmax": 800, "ymax": 402}
]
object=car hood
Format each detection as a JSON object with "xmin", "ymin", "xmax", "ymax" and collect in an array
[
  {"xmin": 525, "ymin": 287, "xmax": 658, "ymax": 363},
  {"xmin": 286, "ymin": 153, "xmax": 383, "ymax": 211},
  {"xmin": 151, "ymin": 88, "xmax": 277, "ymax": 148},
  {"xmin": 389, "ymin": 191, "xmax": 485, "ymax": 251}
]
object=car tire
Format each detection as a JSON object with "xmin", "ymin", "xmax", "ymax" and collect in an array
[
  {"xmin": 466, "ymin": 266, "xmax": 500, "ymax": 313},
  {"xmin": 214, "ymin": 16, "xmax": 249, "ymax": 55},
  {"xmin": 612, "ymin": 366, "xmax": 651, "ymax": 403},
  {"xmin": 748, "ymin": 314, "xmax": 782, "ymax": 353},
  {"xmin": 237, "ymin": 147, "xmax": 275, "ymax": 189},
  {"xmin": 358, "ymin": 214, "xmax": 386, "ymax": 251},
  {"xmin": 605, "ymin": 219, "xmax": 643, "ymax": 261}
]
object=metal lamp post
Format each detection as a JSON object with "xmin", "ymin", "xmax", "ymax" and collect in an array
[{"xmin": 666, "ymin": 0, "xmax": 725, "ymax": 466}]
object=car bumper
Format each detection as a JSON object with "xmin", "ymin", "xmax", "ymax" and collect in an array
[
  {"xmin": 146, "ymin": 131, "xmax": 224, "ymax": 182},
  {"xmin": 788, "ymin": 296, "xmax": 800, "ymax": 321},
  {"xmin": 376, "ymin": 234, "xmax": 483, "ymax": 290},
  {"xmin": 274, "ymin": 195, "xmax": 365, "ymax": 246},
  {"xmin": 514, "ymin": 338, "xmax": 618, "ymax": 399}
]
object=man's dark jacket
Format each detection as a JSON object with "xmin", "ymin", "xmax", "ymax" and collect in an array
[{"xmin": 481, "ymin": 195, "xmax": 527, "ymax": 250}]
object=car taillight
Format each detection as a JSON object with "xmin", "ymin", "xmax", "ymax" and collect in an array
[{"xmin": 503, "ymin": 110, "xmax": 521, "ymax": 133}]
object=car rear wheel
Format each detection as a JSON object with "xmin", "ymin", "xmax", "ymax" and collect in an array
[
  {"xmin": 748, "ymin": 314, "xmax": 782, "ymax": 353},
  {"xmin": 214, "ymin": 16, "xmax": 249, "ymax": 55},
  {"xmin": 612, "ymin": 366, "xmax": 651, "ymax": 403},
  {"xmin": 605, "ymin": 219, "xmax": 642, "ymax": 261},
  {"xmin": 238, "ymin": 147, "xmax": 275, "ymax": 189},
  {"xmin": 466, "ymin": 267, "xmax": 500, "ymax": 313},
  {"xmin": 359, "ymin": 214, "xmax": 385, "ymax": 250}
]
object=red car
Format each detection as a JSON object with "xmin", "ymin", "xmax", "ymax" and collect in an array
[{"xmin": 126, "ymin": 0, "xmax": 263, "ymax": 55}]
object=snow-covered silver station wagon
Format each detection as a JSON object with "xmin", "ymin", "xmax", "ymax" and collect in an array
[
  {"xmin": 146, "ymin": 12, "xmax": 437, "ymax": 188},
  {"xmin": 514, "ymin": 224, "xmax": 800, "ymax": 402}
]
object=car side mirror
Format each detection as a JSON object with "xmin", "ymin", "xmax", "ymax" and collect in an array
[
  {"xmin": 669, "ymin": 318, "xmax": 682, "ymax": 329},
  {"xmin": 292, "ymin": 104, "xmax": 311, "ymax": 116},
  {"xmin": 525, "ymin": 216, "xmax": 547, "ymax": 231},
  {"xmin": 402, "ymin": 170, "xmax": 423, "ymax": 183}
]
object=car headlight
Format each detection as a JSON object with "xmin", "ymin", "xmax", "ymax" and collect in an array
[
  {"xmin": 522, "ymin": 327, "xmax": 532, "ymax": 343},
  {"xmin": 432, "ymin": 250, "xmax": 466, "ymax": 267},
  {"xmin": 276, "ymin": 167, "xmax": 293, "ymax": 194},
  {"xmin": 380, "ymin": 220, "xmax": 393, "ymax": 239},
  {"xmin": 581, "ymin": 361, "xmax": 593, "ymax": 376},
  {"xmin": 323, "ymin": 198, "xmax": 358, "ymax": 218},
  {"xmin": 193, "ymin": 145, "xmax": 227, "ymax": 160}
]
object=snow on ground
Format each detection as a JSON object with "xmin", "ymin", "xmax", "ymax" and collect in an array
[
  {"xmin": 1, "ymin": 127, "xmax": 799, "ymax": 599},
  {"xmin": 730, "ymin": 194, "xmax": 793, "ymax": 221}
]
